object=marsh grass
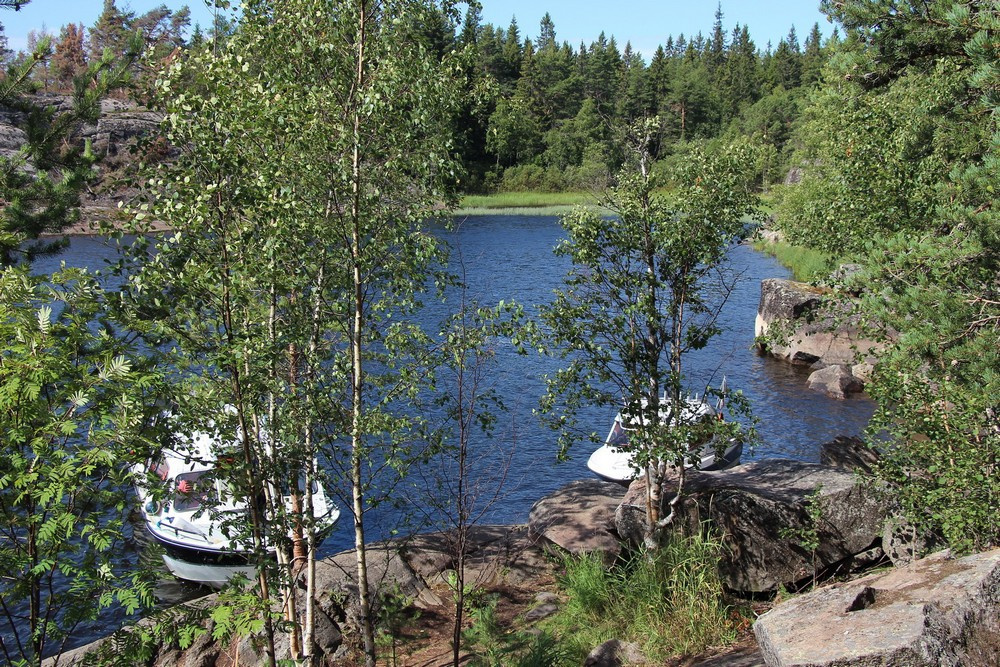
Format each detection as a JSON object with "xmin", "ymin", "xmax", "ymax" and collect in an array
[
  {"xmin": 543, "ymin": 532, "xmax": 745, "ymax": 663},
  {"xmin": 456, "ymin": 192, "xmax": 612, "ymax": 217},
  {"xmin": 753, "ymin": 239, "xmax": 837, "ymax": 282},
  {"xmin": 454, "ymin": 205, "xmax": 589, "ymax": 217},
  {"xmin": 461, "ymin": 191, "xmax": 595, "ymax": 207}
]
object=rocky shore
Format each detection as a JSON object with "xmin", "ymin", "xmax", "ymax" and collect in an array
[
  {"xmin": 755, "ymin": 277, "xmax": 883, "ymax": 399},
  {"xmin": 53, "ymin": 453, "xmax": 1000, "ymax": 666}
]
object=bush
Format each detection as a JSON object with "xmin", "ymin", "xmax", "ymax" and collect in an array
[
  {"xmin": 867, "ymin": 373, "xmax": 1000, "ymax": 554},
  {"xmin": 498, "ymin": 161, "xmax": 610, "ymax": 194},
  {"xmin": 500, "ymin": 164, "xmax": 564, "ymax": 192}
]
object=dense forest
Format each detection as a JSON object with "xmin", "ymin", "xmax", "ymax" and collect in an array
[
  {"xmin": 0, "ymin": 0, "xmax": 997, "ymax": 665},
  {"xmin": 0, "ymin": 0, "xmax": 830, "ymax": 192}
]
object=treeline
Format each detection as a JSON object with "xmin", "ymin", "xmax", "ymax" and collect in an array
[
  {"xmin": 2, "ymin": 1, "xmax": 832, "ymax": 193},
  {"xmin": 452, "ymin": 6, "xmax": 832, "ymax": 191},
  {"xmin": 0, "ymin": 0, "xmax": 196, "ymax": 94}
]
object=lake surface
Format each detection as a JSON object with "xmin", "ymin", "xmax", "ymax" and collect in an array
[{"xmin": 27, "ymin": 214, "xmax": 875, "ymax": 650}]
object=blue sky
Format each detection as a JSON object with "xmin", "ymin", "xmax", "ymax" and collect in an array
[{"xmin": 2, "ymin": 0, "xmax": 833, "ymax": 56}]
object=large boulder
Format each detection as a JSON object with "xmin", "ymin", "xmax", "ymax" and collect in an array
[
  {"xmin": 401, "ymin": 524, "xmax": 551, "ymax": 590},
  {"xmin": 753, "ymin": 548, "xmax": 1000, "ymax": 666},
  {"xmin": 319, "ymin": 541, "xmax": 443, "ymax": 638},
  {"xmin": 0, "ymin": 121, "xmax": 26, "ymax": 155},
  {"xmin": 806, "ymin": 364, "xmax": 865, "ymax": 399},
  {"xmin": 755, "ymin": 278, "xmax": 882, "ymax": 370},
  {"xmin": 529, "ymin": 479, "xmax": 625, "ymax": 562},
  {"xmin": 615, "ymin": 460, "xmax": 886, "ymax": 593}
]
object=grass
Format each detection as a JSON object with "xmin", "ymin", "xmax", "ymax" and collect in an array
[
  {"xmin": 463, "ymin": 595, "xmax": 568, "ymax": 667},
  {"xmin": 753, "ymin": 239, "xmax": 838, "ymax": 282},
  {"xmin": 540, "ymin": 532, "xmax": 748, "ymax": 663},
  {"xmin": 456, "ymin": 191, "xmax": 606, "ymax": 216}
]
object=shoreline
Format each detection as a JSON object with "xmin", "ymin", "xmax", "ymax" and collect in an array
[{"xmin": 47, "ymin": 205, "xmax": 595, "ymax": 238}]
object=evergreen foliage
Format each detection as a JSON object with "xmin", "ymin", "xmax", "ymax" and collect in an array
[
  {"xmin": 0, "ymin": 27, "xmax": 141, "ymax": 264},
  {"xmin": 779, "ymin": 0, "xmax": 1000, "ymax": 552},
  {"xmin": 450, "ymin": 10, "xmax": 835, "ymax": 192},
  {"xmin": 10, "ymin": 4, "xmax": 833, "ymax": 195}
]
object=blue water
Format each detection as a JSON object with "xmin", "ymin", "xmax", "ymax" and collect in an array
[{"xmin": 26, "ymin": 215, "xmax": 875, "ymax": 649}]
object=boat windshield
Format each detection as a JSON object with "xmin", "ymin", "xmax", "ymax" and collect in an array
[
  {"xmin": 606, "ymin": 418, "xmax": 629, "ymax": 448},
  {"xmin": 172, "ymin": 471, "xmax": 218, "ymax": 512}
]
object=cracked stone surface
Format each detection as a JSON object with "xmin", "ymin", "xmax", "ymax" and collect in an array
[{"xmin": 753, "ymin": 548, "xmax": 1000, "ymax": 666}]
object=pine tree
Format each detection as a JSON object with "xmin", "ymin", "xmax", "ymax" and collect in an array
[
  {"xmin": 459, "ymin": 2, "xmax": 481, "ymax": 46},
  {"xmin": 536, "ymin": 11, "xmax": 556, "ymax": 50},
  {"xmin": 0, "ymin": 21, "xmax": 11, "ymax": 64},
  {"xmin": 51, "ymin": 23, "xmax": 87, "ymax": 89},
  {"xmin": 804, "ymin": 0, "xmax": 1000, "ymax": 553},
  {"xmin": 87, "ymin": 0, "xmax": 132, "ymax": 61},
  {"xmin": 1, "ymin": 16, "xmax": 140, "ymax": 264},
  {"xmin": 501, "ymin": 17, "xmax": 523, "ymax": 84},
  {"xmin": 707, "ymin": 2, "xmax": 726, "ymax": 74},
  {"xmin": 720, "ymin": 24, "xmax": 761, "ymax": 118},
  {"xmin": 801, "ymin": 22, "xmax": 825, "ymax": 84}
]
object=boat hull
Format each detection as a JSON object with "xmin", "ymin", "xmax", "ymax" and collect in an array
[
  {"xmin": 145, "ymin": 524, "xmax": 254, "ymax": 567},
  {"xmin": 133, "ymin": 418, "xmax": 341, "ymax": 588},
  {"xmin": 587, "ymin": 437, "xmax": 743, "ymax": 483},
  {"xmin": 161, "ymin": 553, "xmax": 257, "ymax": 588}
]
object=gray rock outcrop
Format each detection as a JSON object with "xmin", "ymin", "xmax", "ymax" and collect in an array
[
  {"xmin": 819, "ymin": 435, "xmax": 878, "ymax": 474},
  {"xmin": 584, "ymin": 639, "xmax": 647, "ymax": 667},
  {"xmin": 0, "ymin": 94, "xmax": 163, "ymax": 218},
  {"xmin": 615, "ymin": 460, "xmax": 885, "ymax": 592},
  {"xmin": 48, "ymin": 525, "xmax": 555, "ymax": 666},
  {"xmin": 753, "ymin": 548, "xmax": 1000, "ymax": 666},
  {"xmin": 0, "ymin": 94, "xmax": 161, "ymax": 159},
  {"xmin": 0, "ymin": 122, "xmax": 27, "ymax": 157},
  {"xmin": 91, "ymin": 110, "xmax": 163, "ymax": 156},
  {"xmin": 529, "ymin": 479, "xmax": 625, "ymax": 562},
  {"xmin": 755, "ymin": 278, "xmax": 882, "ymax": 373},
  {"xmin": 784, "ymin": 167, "xmax": 804, "ymax": 186}
]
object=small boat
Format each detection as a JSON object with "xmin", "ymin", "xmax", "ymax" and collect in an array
[
  {"xmin": 133, "ymin": 426, "xmax": 340, "ymax": 588},
  {"xmin": 587, "ymin": 392, "xmax": 743, "ymax": 483}
]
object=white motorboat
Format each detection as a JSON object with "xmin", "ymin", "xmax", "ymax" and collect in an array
[
  {"xmin": 133, "ymin": 426, "xmax": 340, "ymax": 588},
  {"xmin": 587, "ymin": 393, "xmax": 743, "ymax": 483}
]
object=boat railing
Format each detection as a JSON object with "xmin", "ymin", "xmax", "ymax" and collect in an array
[{"xmin": 157, "ymin": 519, "xmax": 214, "ymax": 544}]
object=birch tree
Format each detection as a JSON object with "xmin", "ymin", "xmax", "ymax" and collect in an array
[
  {"xmin": 125, "ymin": 0, "xmax": 464, "ymax": 663},
  {"xmin": 540, "ymin": 119, "xmax": 760, "ymax": 548}
]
